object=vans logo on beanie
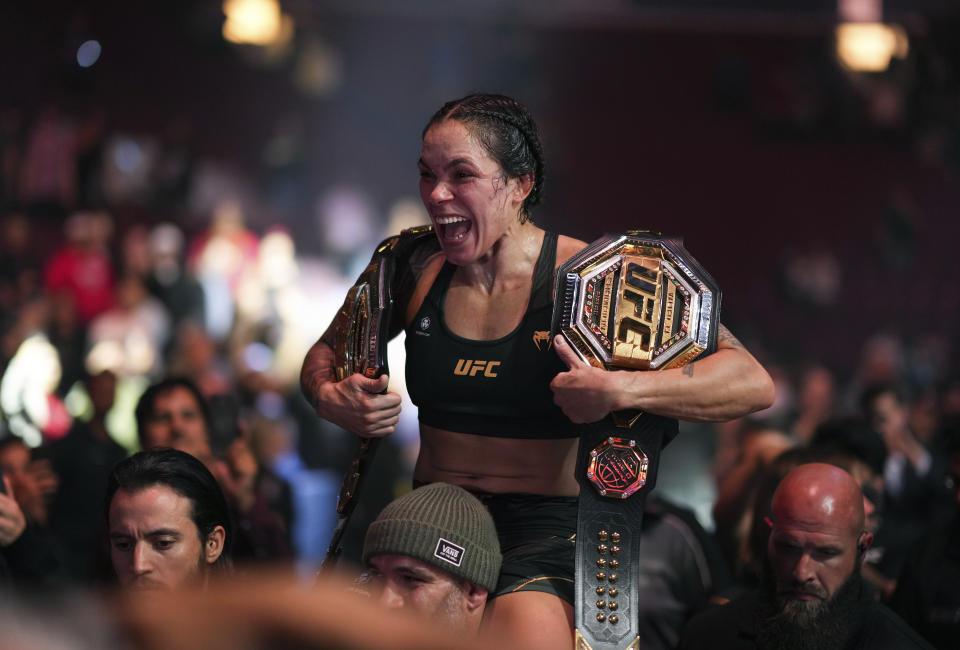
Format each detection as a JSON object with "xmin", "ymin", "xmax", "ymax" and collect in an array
[{"xmin": 434, "ymin": 538, "xmax": 465, "ymax": 567}]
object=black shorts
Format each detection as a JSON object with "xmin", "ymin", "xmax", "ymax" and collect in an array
[{"xmin": 477, "ymin": 493, "xmax": 578, "ymax": 604}]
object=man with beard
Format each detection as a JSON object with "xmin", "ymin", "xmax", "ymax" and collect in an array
[
  {"xmin": 678, "ymin": 463, "xmax": 931, "ymax": 649},
  {"xmin": 106, "ymin": 448, "xmax": 231, "ymax": 590},
  {"xmin": 361, "ymin": 482, "xmax": 502, "ymax": 631}
]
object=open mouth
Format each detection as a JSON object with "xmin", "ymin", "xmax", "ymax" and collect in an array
[{"xmin": 435, "ymin": 215, "xmax": 472, "ymax": 242}]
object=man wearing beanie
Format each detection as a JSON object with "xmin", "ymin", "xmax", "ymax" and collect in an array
[{"xmin": 363, "ymin": 482, "xmax": 502, "ymax": 631}]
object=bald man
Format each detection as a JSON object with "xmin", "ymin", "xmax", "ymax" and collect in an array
[{"xmin": 679, "ymin": 463, "xmax": 932, "ymax": 650}]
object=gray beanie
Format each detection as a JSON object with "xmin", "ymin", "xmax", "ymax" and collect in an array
[{"xmin": 362, "ymin": 483, "xmax": 502, "ymax": 592}]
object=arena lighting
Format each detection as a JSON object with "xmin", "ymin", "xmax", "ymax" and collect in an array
[
  {"xmin": 0, "ymin": 333, "xmax": 62, "ymax": 447},
  {"xmin": 86, "ymin": 341, "xmax": 125, "ymax": 375},
  {"xmin": 836, "ymin": 22, "xmax": 909, "ymax": 72},
  {"xmin": 76, "ymin": 39, "xmax": 101, "ymax": 67},
  {"xmin": 258, "ymin": 230, "xmax": 297, "ymax": 289},
  {"xmin": 317, "ymin": 188, "xmax": 376, "ymax": 254},
  {"xmin": 294, "ymin": 38, "xmax": 342, "ymax": 95},
  {"xmin": 222, "ymin": 0, "xmax": 292, "ymax": 46},
  {"xmin": 242, "ymin": 342, "xmax": 274, "ymax": 373}
]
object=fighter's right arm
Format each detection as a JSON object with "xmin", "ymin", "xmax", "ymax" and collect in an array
[
  {"xmin": 302, "ymin": 228, "xmax": 439, "ymax": 437},
  {"xmin": 300, "ymin": 334, "xmax": 401, "ymax": 438},
  {"xmin": 300, "ymin": 336, "xmax": 336, "ymax": 411}
]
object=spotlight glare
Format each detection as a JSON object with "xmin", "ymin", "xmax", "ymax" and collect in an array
[
  {"xmin": 222, "ymin": 0, "xmax": 284, "ymax": 46},
  {"xmin": 77, "ymin": 40, "xmax": 102, "ymax": 68},
  {"xmin": 243, "ymin": 342, "xmax": 274, "ymax": 373},
  {"xmin": 836, "ymin": 23, "xmax": 908, "ymax": 72}
]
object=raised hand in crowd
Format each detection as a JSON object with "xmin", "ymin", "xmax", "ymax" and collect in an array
[
  {"xmin": 210, "ymin": 437, "xmax": 259, "ymax": 515},
  {"xmin": 0, "ymin": 477, "xmax": 27, "ymax": 547}
]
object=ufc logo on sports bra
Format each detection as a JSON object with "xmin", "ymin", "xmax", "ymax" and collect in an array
[{"xmin": 453, "ymin": 359, "xmax": 501, "ymax": 377}]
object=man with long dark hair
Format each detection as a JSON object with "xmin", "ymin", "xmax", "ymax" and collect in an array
[{"xmin": 106, "ymin": 448, "xmax": 231, "ymax": 590}]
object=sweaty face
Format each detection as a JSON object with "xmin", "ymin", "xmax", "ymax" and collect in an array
[
  {"xmin": 143, "ymin": 387, "xmax": 210, "ymax": 459},
  {"xmin": 368, "ymin": 554, "xmax": 469, "ymax": 627},
  {"xmin": 418, "ymin": 120, "xmax": 527, "ymax": 266},
  {"xmin": 109, "ymin": 485, "xmax": 221, "ymax": 590}
]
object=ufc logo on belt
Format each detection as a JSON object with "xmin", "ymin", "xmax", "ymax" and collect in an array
[
  {"xmin": 616, "ymin": 262, "xmax": 659, "ymax": 352},
  {"xmin": 454, "ymin": 359, "xmax": 501, "ymax": 377}
]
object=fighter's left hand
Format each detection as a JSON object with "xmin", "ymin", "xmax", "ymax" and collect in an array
[{"xmin": 550, "ymin": 335, "xmax": 620, "ymax": 423}]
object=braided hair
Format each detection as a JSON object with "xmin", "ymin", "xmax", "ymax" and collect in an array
[{"xmin": 424, "ymin": 93, "xmax": 545, "ymax": 224}]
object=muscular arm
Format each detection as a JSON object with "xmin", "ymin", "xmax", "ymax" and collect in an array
[
  {"xmin": 300, "ymin": 337, "xmax": 337, "ymax": 413},
  {"xmin": 300, "ymin": 335, "xmax": 402, "ymax": 438},
  {"xmin": 551, "ymin": 324, "xmax": 775, "ymax": 424},
  {"xmin": 620, "ymin": 325, "xmax": 775, "ymax": 421},
  {"xmin": 300, "ymin": 230, "xmax": 441, "ymax": 436}
]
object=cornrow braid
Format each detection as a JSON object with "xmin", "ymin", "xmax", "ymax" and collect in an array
[
  {"xmin": 424, "ymin": 93, "xmax": 546, "ymax": 223},
  {"xmin": 471, "ymin": 108, "xmax": 546, "ymax": 219}
]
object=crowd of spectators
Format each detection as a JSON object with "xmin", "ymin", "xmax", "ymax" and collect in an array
[
  {"xmin": 0, "ymin": 103, "xmax": 389, "ymax": 581},
  {"xmin": 0, "ymin": 102, "xmax": 958, "ymax": 649}
]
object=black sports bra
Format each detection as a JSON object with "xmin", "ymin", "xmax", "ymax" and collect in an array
[{"xmin": 404, "ymin": 232, "xmax": 581, "ymax": 438}]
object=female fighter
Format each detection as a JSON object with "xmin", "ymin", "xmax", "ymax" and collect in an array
[{"xmin": 301, "ymin": 93, "xmax": 774, "ymax": 648}]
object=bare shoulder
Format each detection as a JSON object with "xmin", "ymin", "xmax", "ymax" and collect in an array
[
  {"xmin": 555, "ymin": 234, "xmax": 590, "ymax": 269},
  {"xmin": 404, "ymin": 252, "xmax": 446, "ymax": 324},
  {"xmin": 415, "ymin": 250, "xmax": 446, "ymax": 283}
]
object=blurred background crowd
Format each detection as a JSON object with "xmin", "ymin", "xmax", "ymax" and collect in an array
[{"xmin": 1, "ymin": 0, "xmax": 960, "ymax": 648}]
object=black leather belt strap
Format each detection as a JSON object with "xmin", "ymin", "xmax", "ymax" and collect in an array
[
  {"xmin": 551, "ymin": 230, "xmax": 719, "ymax": 648},
  {"xmin": 574, "ymin": 414, "xmax": 672, "ymax": 650}
]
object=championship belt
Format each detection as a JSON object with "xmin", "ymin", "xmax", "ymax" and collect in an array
[
  {"xmin": 551, "ymin": 231, "xmax": 721, "ymax": 650},
  {"xmin": 321, "ymin": 225, "xmax": 434, "ymax": 570}
]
